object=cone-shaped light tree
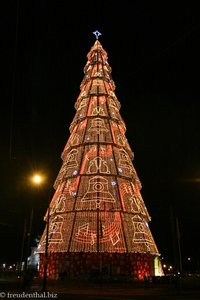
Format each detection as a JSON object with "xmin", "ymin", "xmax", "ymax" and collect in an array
[{"xmin": 36, "ymin": 32, "xmax": 163, "ymax": 280}]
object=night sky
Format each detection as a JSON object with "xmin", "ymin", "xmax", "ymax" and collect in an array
[{"xmin": 1, "ymin": 1, "xmax": 200, "ymax": 269}]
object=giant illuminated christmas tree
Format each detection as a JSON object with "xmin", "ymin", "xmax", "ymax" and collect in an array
[{"xmin": 36, "ymin": 32, "xmax": 163, "ymax": 280}]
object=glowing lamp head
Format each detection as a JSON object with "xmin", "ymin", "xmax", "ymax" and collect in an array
[{"xmin": 32, "ymin": 174, "xmax": 43, "ymax": 185}]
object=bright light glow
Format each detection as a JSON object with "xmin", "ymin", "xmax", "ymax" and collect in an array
[{"xmin": 31, "ymin": 174, "xmax": 44, "ymax": 185}]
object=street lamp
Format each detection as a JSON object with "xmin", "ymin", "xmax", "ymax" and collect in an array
[
  {"xmin": 30, "ymin": 173, "xmax": 50, "ymax": 292},
  {"xmin": 22, "ymin": 173, "xmax": 44, "ymax": 287},
  {"xmin": 31, "ymin": 174, "xmax": 44, "ymax": 185}
]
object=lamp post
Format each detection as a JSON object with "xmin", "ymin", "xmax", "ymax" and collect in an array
[
  {"xmin": 22, "ymin": 173, "xmax": 44, "ymax": 287},
  {"xmin": 30, "ymin": 173, "xmax": 50, "ymax": 292},
  {"xmin": 22, "ymin": 209, "xmax": 33, "ymax": 286}
]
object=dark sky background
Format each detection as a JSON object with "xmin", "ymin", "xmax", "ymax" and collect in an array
[{"xmin": 1, "ymin": 1, "xmax": 200, "ymax": 270}]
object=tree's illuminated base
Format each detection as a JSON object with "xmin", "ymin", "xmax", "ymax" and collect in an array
[{"xmin": 39, "ymin": 252, "xmax": 157, "ymax": 280}]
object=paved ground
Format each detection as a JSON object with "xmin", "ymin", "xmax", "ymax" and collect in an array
[
  {"xmin": 44, "ymin": 281, "xmax": 200, "ymax": 299},
  {"xmin": 0, "ymin": 276, "xmax": 200, "ymax": 299}
]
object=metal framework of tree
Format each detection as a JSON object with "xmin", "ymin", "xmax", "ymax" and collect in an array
[{"xmin": 36, "ymin": 34, "xmax": 161, "ymax": 280}]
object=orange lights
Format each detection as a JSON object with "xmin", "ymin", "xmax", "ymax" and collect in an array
[{"xmin": 36, "ymin": 37, "xmax": 161, "ymax": 280}]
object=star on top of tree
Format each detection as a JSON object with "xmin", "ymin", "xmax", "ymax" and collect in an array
[{"xmin": 93, "ymin": 30, "xmax": 102, "ymax": 40}]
